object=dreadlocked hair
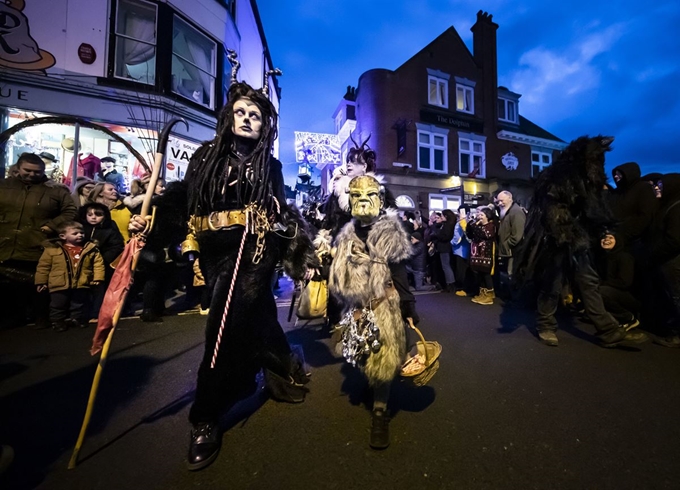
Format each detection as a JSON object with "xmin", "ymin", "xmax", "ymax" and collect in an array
[{"xmin": 187, "ymin": 82, "xmax": 279, "ymax": 215}]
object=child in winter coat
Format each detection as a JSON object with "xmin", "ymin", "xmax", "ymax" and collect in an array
[
  {"xmin": 35, "ymin": 221, "xmax": 105, "ymax": 331},
  {"xmin": 78, "ymin": 202, "xmax": 125, "ymax": 318}
]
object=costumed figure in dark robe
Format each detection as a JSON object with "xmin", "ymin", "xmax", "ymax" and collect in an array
[
  {"xmin": 515, "ymin": 135, "xmax": 648, "ymax": 348},
  {"xmin": 328, "ymin": 175, "xmax": 418, "ymax": 449},
  {"xmin": 129, "ymin": 52, "xmax": 319, "ymax": 471}
]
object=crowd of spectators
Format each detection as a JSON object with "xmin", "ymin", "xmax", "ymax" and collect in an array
[
  {"xmin": 0, "ymin": 153, "xmax": 181, "ymax": 331},
  {"xmin": 1, "ymin": 153, "xmax": 678, "ymax": 348},
  {"xmin": 397, "ymin": 168, "xmax": 679, "ymax": 347}
]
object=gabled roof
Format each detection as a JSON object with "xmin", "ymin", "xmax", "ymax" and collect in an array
[{"xmin": 395, "ymin": 26, "xmax": 477, "ymax": 73}]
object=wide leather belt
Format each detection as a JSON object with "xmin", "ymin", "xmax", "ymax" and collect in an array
[{"xmin": 191, "ymin": 210, "xmax": 246, "ymax": 232}]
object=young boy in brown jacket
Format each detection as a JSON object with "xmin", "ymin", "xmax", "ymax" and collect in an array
[{"xmin": 35, "ymin": 221, "xmax": 105, "ymax": 331}]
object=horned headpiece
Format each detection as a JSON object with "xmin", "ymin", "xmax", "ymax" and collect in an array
[
  {"xmin": 227, "ymin": 49, "xmax": 281, "ymax": 99},
  {"xmin": 347, "ymin": 132, "xmax": 376, "ymax": 172}
]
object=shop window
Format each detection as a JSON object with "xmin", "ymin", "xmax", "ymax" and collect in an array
[
  {"xmin": 456, "ymin": 84, "xmax": 474, "ymax": 114},
  {"xmin": 532, "ymin": 150, "xmax": 552, "ymax": 177},
  {"xmin": 172, "ymin": 17, "xmax": 217, "ymax": 109},
  {"xmin": 114, "ymin": 0, "xmax": 158, "ymax": 85},
  {"xmin": 459, "ymin": 133, "xmax": 485, "ymax": 178},
  {"xmin": 416, "ymin": 123, "xmax": 448, "ymax": 174}
]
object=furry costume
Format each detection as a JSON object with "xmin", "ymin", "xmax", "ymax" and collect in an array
[
  {"xmin": 516, "ymin": 135, "xmax": 617, "ymax": 283},
  {"xmin": 329, "ymin": 209, "xmax": 411, "ymax": 384},
  {"xmin": 515, "ymin": 135, "xmax": 647, "ymax": 346}
]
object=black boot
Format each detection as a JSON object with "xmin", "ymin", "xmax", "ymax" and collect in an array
[
  {"xmin": 187, "ymin": 422, "xmax": 221, "ymax": 471},
  {"xmin": 598, "ymin": 328, "xmax": 648, "ymax": 348},
  {"xmin": 140, "ymin": 309, "xmax": 163, "ymax": 323},
  {"xmin": 369, "ymin": 408, "xmax": 390, "ymax": 449},
  {"xmin": 264, "ymin": 369, "xmax": 309, "ymax": 403},
  {"xmin": 52, "ymin": 320, "xmax": 68, "ymax": 332}
]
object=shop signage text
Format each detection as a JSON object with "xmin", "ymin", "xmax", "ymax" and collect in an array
[
  {"xmin": 420, "ymin": 110, "xmax": 484, "ymax": 133},
  {"xmin": 0, "ymin": 87, "xmax": 28, "ymax": 101},
  {"xmin": 78, "ymin": 43, "xmax": 96, "ymax": 65}
]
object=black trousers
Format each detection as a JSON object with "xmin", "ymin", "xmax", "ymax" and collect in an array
[
  {"xmin": 536, "ymin": 249, "xmax": 619, "ymax": 335},
  {"xmin": 600, "ymin": 285, "xmax": 639, "ymax": 324},
  {"xmin": 0, "ymin": 259, "xmax": 49, "ymax": 328},
  {"xmin": 50, "ymin": 289, "xmax": 90, "ymax": 323},
  {"xmin": 453, "ymin": 255, "xmax": 469, "ymax": 291}
]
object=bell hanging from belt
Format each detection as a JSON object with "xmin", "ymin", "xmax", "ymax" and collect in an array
[{"xmin": 180, "ymin": 232, "xmax": 200, "ymax": 261}]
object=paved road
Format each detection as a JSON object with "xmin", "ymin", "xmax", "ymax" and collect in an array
[{"xmin": 1, "ymin": 288, "xmax": 678, "ymax": 490}]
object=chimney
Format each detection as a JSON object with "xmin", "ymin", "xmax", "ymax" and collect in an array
[{"xmin": 471, "ymin": 10, "xmax": 499, "ymax": 131}]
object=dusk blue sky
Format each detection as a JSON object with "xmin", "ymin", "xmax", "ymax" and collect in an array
[{"xmin": 258, "ymin": 0, "xmax": 679, "ymax": 186}]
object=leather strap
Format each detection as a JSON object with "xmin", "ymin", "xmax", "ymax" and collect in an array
[{"xmin": 190, "ymin": 210, "xmax": 246, "ymax": 232}]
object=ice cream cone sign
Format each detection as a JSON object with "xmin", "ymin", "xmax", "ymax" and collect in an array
[{"xmin": 0, "ymin": 0, "xmax": 56, "ymax": 72}]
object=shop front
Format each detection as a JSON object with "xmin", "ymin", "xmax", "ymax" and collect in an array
[{"xmin": 0, "ymin": 71, "xmax": 212, "ymax": 186}]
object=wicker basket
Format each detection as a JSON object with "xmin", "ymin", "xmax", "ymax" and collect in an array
[{"xmin": 400, "ymin": 318, "xmax": 442, "ymax": 387}]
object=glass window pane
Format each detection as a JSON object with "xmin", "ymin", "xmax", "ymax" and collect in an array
[
  {"xmin": 460, "ymin": 140, "xmax": 470, "ymax": 151},
  {"xmin": 172, "ymin": 17, "xmax": 216, "ymax": 108},
  {"xmin": 419, "ymin": 147, "xmax": 431, "ymax": 169},
  {"xmin": 430, "ymin": 197, "xmax": 444, "ymax": 209},
  {"xmin": 439, "ymin": 81, "xmax": 446, "ymax": 106},
  {"xmin": 429, "ymin": 79, "xmax": 437, "ymax": 104},
  {"xmin": 117, "ymin": 0, "xmax": 156, "ymax": 39},
  {"xmin": 434, "ymin": 135, "xmax": 444, "ymax": 146},
  {"xmin": 498, "ymin": 99, "xmax": 506, "ymax": 119},
  {"xmin": 460, "ymin": 153, "xmax": 470, "ymax": 174},
  {"xmin": 419, "ymin": 133, "xmax": 430, "ymax": 144},
  {"xmin": 473, "ymin": 142, "xmax": 482, "ymax": 153},
  {"xmin": 115, "ymin": 37, "xmax": 156, "ymax": 83},
  {"xmin": 473, "ymin": 155, "xmax": 482, "ymax": 170},
  {"xmin": 114, "ymin": 0, "xmax": 157, "ymax": 85},
  {"xmin": 542, "ymin": 154, "xmax": 550, "ymax": 164},
  {"xmin": 456, "ymin": 87, "xmax": 465, "ymax": 110},
  {"xmin": 532, "ymin": 153, "xmax": 540, "ymax": 162},
  {"xmin": 434, "ymin": 149, "xmax": 444, "ymax": 171},
  {"xmin": 532, "ymin": 164, "xmax": 540, "ymax": 176},
  {"xmin": 508, "ymin": 101, "xmax": 516, "ymax": 121},
  {"xmin": 465, "ymin": 89, "xmax": 472, "ymax": 111}
]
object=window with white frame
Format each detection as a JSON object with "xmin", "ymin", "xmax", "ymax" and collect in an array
[
  {"xmin": 456, "ymin": 84, "xmax": 474, "ymax": 114},
  {"xmin": 429, "ymin": 194, "xmax": 461, "ymax": 212},
  {"xmin": 416, "ymin": 123, "xmax": 448, "ymax": 174},
  {"xmin": 426, "ymin": 69, "xmax": 450, "ymax": 108},
  {"xmin": 172, "ymin": 17, "xmax": 217, "ymax": 109},
  {"xmin": 498, "ymin": 97, "xmax": 518, "ymax": 123},
  {"xmin": 459, "ymin": 133, "xmax": 486, "ymax": 177},
  {"xmin": 428, "ymin": 76, "xmax": 448, "ymax": 108},
  {"xmin": 114, "ymin": 0, "xmax": 158, "ymax": 85},
  {"xmin": 531, "ymin": 150, "xmax": 552, "ymax": 177}
]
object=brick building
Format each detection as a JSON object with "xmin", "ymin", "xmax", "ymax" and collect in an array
[{"xmin": 326, "ymin": 10, "xmax": 566, "ymax": 212}]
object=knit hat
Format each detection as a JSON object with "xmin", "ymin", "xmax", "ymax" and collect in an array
[{"xmin": 411, "ymin": 231, "xmax": 423, "ymax": 241}]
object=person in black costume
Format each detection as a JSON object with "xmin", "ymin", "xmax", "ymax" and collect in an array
[
  {"xmin": 515, "ymin": 135, "xmax": 648, "ymax": 348},
  {"xmin": 130, "ymin": 55, "xmax": 318, "ymax": 470}
]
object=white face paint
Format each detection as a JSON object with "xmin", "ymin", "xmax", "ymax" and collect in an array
[{"xmin": 232, "ymin": 98, "xmax": 263, "ymax": 140}]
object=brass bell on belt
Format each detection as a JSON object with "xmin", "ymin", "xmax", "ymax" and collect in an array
[{"xmin": 181, "ymin": 232, "xmax": 200, "ymax": 260}]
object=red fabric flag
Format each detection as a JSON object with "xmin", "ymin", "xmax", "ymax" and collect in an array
[{"xmin": 90, "ymin": 236, "xmax": 143, "ymax": 356}]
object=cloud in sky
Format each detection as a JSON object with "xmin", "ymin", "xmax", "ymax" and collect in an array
[{"xmin": 258, "ymin": 0, "xmax": 680, "ymax": 182}]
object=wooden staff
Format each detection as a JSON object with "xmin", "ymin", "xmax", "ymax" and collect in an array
[{"xmin": 68, "ymin": 118, "xmax": 188, "ymax": 469}]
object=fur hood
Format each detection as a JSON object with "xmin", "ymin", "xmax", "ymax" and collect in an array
[
  {"xmin": 329, "ymin": 209, "xmax": 410, "ymax": 384},
  {"xmin": 330, "ymin": 209, "xmax": 411, "ymax": 304}
]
